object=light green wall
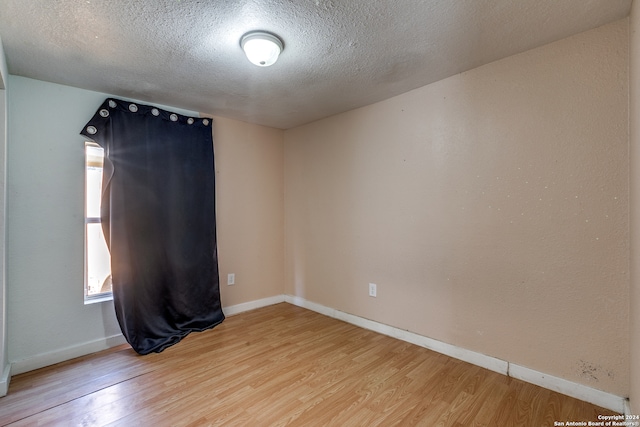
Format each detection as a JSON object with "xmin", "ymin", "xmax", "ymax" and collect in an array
[
  {"xmin": 6, "ymin": 76, "xmax": 124, "ymax": 370},
  {"xmin": 4, "ymin": 75, "xmax": 286, "ymax": 374},
  {"xmin": 0, "ymin": 34, "xmax": 8, "ymax": 396}
]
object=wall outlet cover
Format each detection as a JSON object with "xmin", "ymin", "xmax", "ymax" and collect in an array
[{"xmin": 369, "ymin": 283, "xmax": 377, "ymax": 297}]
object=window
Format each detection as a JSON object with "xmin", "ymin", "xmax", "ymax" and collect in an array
[{"xmin": 85, "ymin": 142, "xmax": 112, "ymax": 302}]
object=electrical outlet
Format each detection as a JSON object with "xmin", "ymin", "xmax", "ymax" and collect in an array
[
  {"xmin": 227, "ymin": 273, "xmax": 235, "ymax": 286},
  {"xmin": 369, "ymin": 283, "xmax": 377, "ymax": 297}
]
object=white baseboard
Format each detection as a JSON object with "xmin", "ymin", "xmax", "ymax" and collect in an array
[
  {"xmin": 5, "ymin": 293, "xmax": 628, "ymax": 413},
  {"xmin": 624, "ymin": 398, "xmax": 632, "ymax": 416},
  {"xmin": 8, "ymin": 295, "xmax": 284, "ymax": 379},
  {"xmin": 509, "ymin": 364, "xmax": 626, "ymax": 414},
  {"xmin": 284, "ymin": 295, "xmax": 509, "ymax": 374},
  {"xmin": 223, "ymin": 294, "xmax": 285, "ymax": 316},
  {"xmin": 11, "ymin": 333, "xmax": 127, "ymax": 376},
  {"xmin": 8, "ymin": 295, "xmax": 286, "ymax": 377},
  {"xmin": 284, "ymin": 294, "xmax": 627, "ymax": 413},
  {"xmin": 0, "ymin": 363, "xmax": 11, "ymax": 397}
]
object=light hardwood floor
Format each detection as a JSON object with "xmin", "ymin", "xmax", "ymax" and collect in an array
[{"xmin": 0, "ymin": 303, "xmax": 619, "ymax": 426}]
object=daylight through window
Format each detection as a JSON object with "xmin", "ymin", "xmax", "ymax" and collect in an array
[{"xmin": 85, "ymin": 142, "xmax": 112, "ymax": 301}]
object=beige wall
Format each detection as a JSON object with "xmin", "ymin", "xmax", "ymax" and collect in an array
[
  {"xmin": 284, "ymin": 19, "xmax": 629, "ymax": 396},
  {"xmin": 213, "ymin": 116, "xmax": 284, "ymax": 307},
  {"xmin": 630, "ymin": 0, "xmax": 640, "ymax": 414}
]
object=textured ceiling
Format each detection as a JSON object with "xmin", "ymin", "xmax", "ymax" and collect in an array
[{"xmin": 0, "ymin": 0, "xmax": 632, "ymax": 129}]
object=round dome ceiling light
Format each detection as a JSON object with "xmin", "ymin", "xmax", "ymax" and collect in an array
[{"xmin": 240, "ymin": 31, "xmax": 284, "ymax": 67}]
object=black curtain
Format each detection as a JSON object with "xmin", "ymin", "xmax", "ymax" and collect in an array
[{"xmin": 81, "ymin": 98, "xmax": 224, "ymax": 355}]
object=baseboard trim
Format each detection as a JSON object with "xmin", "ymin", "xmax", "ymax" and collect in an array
[
  {"xmin": 624, "ymin": 398, "xmax": 632, "ymax": 416},
  {"xmin": 223, "ymin": 294, "xmax": 286, "ymax": 316},
  {"xmin": 11, "ymin": 333, "xmax": 127, "ymax": 376},
  {"xmin": 0, "ymin": 363, "xmax": 11, "ymax": 397},
  {"xmin": 8, "ymin": 295, "xmax": 286, "ymax": 377},
  {"xmin": 284, "ymin": 294, "xmax": 626, "ymax": 413},
  {"xmin": 508, "ymin": 364, "xmax": 626, "ymax": 414},
  {"xmin": 6, "ymin": 294, "xmax": 627, "ymax": 413},
  {"xmin": 284, "ymin": 295, "xmax": 508, "ymax": 376}
]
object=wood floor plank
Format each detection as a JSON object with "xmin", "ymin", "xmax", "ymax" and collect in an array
[{"xmin": 0, "ymin": 303, "xmax": 620, "ymax": 426}]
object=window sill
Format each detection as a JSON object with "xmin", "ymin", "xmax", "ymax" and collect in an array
[{"xmin": 84, "ymin": 293, "xmax": 113, "ymax": 305}]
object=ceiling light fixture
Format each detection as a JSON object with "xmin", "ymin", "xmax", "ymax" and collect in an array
[{"xmin": 240, "ymin": 31, "xmax": 284, "ymax": 67}]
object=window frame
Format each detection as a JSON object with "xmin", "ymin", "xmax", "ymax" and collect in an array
[{"xmin": 84, "ymin": 141, "xmax": 113, "ymax": 304}]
